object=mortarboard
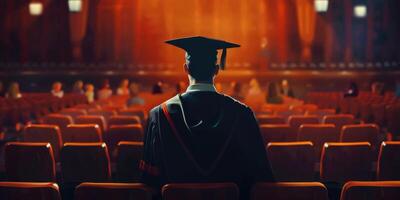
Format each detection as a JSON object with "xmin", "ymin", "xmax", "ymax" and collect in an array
[{"xmin": 165, "ymin": 36, "xmax": 240, "ymax": 70}]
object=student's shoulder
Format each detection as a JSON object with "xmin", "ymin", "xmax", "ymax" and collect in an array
[{"xmin": 218, "ymin": 93, "xmax": 253, "ymax": 114}]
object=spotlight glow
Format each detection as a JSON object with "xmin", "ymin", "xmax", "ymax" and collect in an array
[
  {"xmin": 354, "ymin": 5, "xmax": 367, "ymax": 18},
  {"xmin": 314, "ymin": 0, "xmax": 329, "ymax": 13},
  {"xmin": 29, "ymin": 2, "xmax": 43, "ymax": 16},
  {"xmin": 68, "ymin": 0, "xmax": 82, "ymax": 12}
]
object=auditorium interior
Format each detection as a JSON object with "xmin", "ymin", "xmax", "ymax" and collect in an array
[{"xmin": 0, "ymin": 0, "xmax": 400, "ymax": 199}]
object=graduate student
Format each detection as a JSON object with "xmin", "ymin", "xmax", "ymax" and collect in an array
[{"xmin": 140, "ymin": 36, "xmax": 274, "ymax": 199}]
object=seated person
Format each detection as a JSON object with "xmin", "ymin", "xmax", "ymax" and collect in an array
[
  {"xmin": 266, "ymin": 82, "xmax": 283, "ymax": 104},
  {"xmin": 51, "ymin": 82, "xmax": 64, "ymax": 98},
  {"xmin": 117, "ymin": 79, "xmax": 130, "ymax": 95},
  {"xmin": 72, "ymin": 80, "xmax": 84, "ymax": 94},
  {"xmin": 5, "ymin": 82, "xmax": 22, "ymax": 99},
  {"xmin": 126, "ymin": 83, "xmax": 145, "ymax": 107},
  {"xmin": 97, "ymin": 79, "xmax": 112, "ymax": 100},
  {"xmin": 140, "ymin": 36, "xmax": 274, "ymax": 200},
  {"xmin": 152, "ymin": 81, "xmax": 163, "ymax": 94},
  {"xmin": 280, "ymin": 79, "xmax": 294, "ymax": 98},
  {"xmin": 85, "ymin": 83, "xmax": 95, "ymax": 103},
  {"xmin": 344, "ymin": 82, "xmax": 359, "ymax": 98}
]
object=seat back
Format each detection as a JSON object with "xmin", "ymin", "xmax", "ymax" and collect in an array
[
  {"xmin": 340, "ymin": 181, "xmax": 400, "ymax": 200},
  {"xmin": 118, "ymin": 109, "xmax": 146, "ymax": 123},
  {"xmin": 75, "ymin": 182, "xmax": 152, "ymax": 200},
  {"xmin": 64, "ymin": 124, "xmax": 102, "ymax": 143},
  {"xmin": 306, "ymin": 109, "xmax": 336, "ymax": 122},
  {"xmin": 320, "ymin": 142, "xmax": 372, "ymax": 183},
  {"xmin": 260, "ymin": 125, "xmax": 296, "ymax": 144},
  {"xmin": 107, "ymin": 125, "xmax": 144, "ymax": 154},
  {"xmin": 60, "ymin": 143, "xmax": 111, "ymax": 183},
  {"xmin": 251, "ymin": 182, "xmax": 329, "ymax": 200},
  {"xmin": 322, "ymin": 114, "xmax": 355, "ymax": 133},
  {"xmin": 377, "ymin": 141, "xmax": 400, "ymax": 180},
  {"xmin": 5, "ymin": 142, "xmax": 56, "ymax": 182},
  {"xmin": 116, "ymin": 141, "xmax": 143, "ymax": 182},
  {"xmin": 87, "ymin": 109, "xmax": 117, "ymax": 121},
  {"xmin": 108, "ymin": 116, "xmax": 141, "ymax": 128},
  {"xmin": 256, "ymin": 115, "xmax": 286, "ymax": 125},
  {"xmin": 60, "ymin": 109, "xmax": 87, "ymax": 121},
  {"xmin": 0, "ymin": 182, "xmax": 61, "ymax": 200},
  {"xmin": 288, "ymin": 115, "xmax": 319, "ymax": 130},
  {"xmin": 341, "ymin": 124, "xmax": 379, "ymax": 147},
  {"xmin": 162, "ymin": 183, "xmax": 239, "ymax": 200},
  {"xmin": 42, "ymin": 114, "xmax": 73, "ymax": 133},
  {"xmin": 75, "ymin": 115, "xmax": 107, "ymax": 133},
  {"xmin": 298, "ymin": 124, "xmax": 338, "ymax": 159},
  {"xmin": 266, "ymin": 142, "xmax": 315, "ymax": 181},
  {"xmin": 23, "ymin": 124, "xmax": 62, "ymax": 161}
]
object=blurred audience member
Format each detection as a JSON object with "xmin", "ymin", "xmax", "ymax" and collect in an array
[
  {"xmin": 98, "ymin": 79, "xmax": 113, "ymax": 100},
  {"xmin": 344, "ymin": 81, "xmax": 359, "ymax": 98},
  {"xmin": 6, "ymin": 82, "xmax": 22, "ymax": 99},
  {"xmin": 266, "ymin": 82, "xmax": 283, "ymax": 104},
  {"xmin": 126, "ymin": 83, "xmax": 145, "ymax": 107},
  {"xmin": 117, "ymin": 79, "xmax": 130, "ymax": 95},
  {"xmin": 152, "ymin": 81, "xmax": 163, "ymax": 94},
  {"xmin": 231, "ymin": 82, "xmax": 244, "ymax": 101},
  {"xmin": 371, "ymin": 81, "xmax": 385, "ymax": 96},
  {"xmin": 72, "ymin": 80, "xmax": 84, "ymax": 94},
  {"xmin": 85, "ymin": 84, "xmax": 95, "ymax": 103},
  {"xmin": 280, "ymin": 79, "xmax": 294, "ymax": 98},
  {"xmin": 244, "ymin": 78, "xmax": 265, "ymax": 111},
  {"xmin": 51, "ymin": 82, "xmax": 64, "ymax": 98},
  {"xmin": 396, "ymin": 80, "xmax": 400, "ymax": 98}
]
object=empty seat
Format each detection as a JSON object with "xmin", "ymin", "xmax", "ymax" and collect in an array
[
  {"xmin": 341, "ymin": 124, "xmax": 379, "ymax": 148},
  {"xmin": 340, "ymin": 181, "xmax": 400, "ymax": 200},
  {"xmin": 162, "ymin": 183, "xmax": 239, "ymax": 200},
  {"xmin": 251, "ymin": 182, "xmax": 329, "ymax": 200},
  {"xmin": 116, "ymin": 141, "xmax": 143, "ymax": 182},
  {"xmin": 260, "ymin": 125, "xmax": 296, "ymax": 144},
  {"xmin": 60, "ymin": 143, "xmax": 111, "ymax": 183},
  {"xmin": 108, "ymin": 116, "xmax": 141, "ymax": 128},
  {"xmin": 87, "ymin": 109, "xmax": 117, "ymax": 121},
  {"xmin": 377, "ymin": 141, "xmax": 400, "ymax": 180},
  {"xmin": 266, "ymin": 142, "xmax": 315, "ymax": 181},
  {"xmin": 298, "ymin": 124, "xmax": 338, "ymax": 159},
  {"xmin": 320, "ymin": 142, "xmax": 372, "ymax": 183},
  {"xmin": 75, "ymin": 115, "xmax": 107, "ymax": 133},
  {"xmin": 23, "ymin": 124, "xmax": 62, "ymax": 161},
  {"xmin": 42, "ymin": 114, "xmax": 73, "ymax": 133},
  {"xmin": 75, "ymin": 182, "xmax": 152, "ymax": 200},
  {"xmin": 0, "ymin": 182, "xmax": 61, "ymax": 200},
  {"xmin": 63, "ymin": 124, "xmax": 102, "ymax": 143},
  {"xmin": 107, "ymin": 124, "xmax": 144, "ymax": 155},
  {"xmin": 322, "ymin": 114, "xmax": 355, "ymax": 134},
  {"xmin": 257, "ymin": 115, "xmax": 286, "ymax": 125},
  {"xmin": 5, "ymin": 142, "xmax": 56, "ymax": 182},
  {"xmin": 60, "ymin": 109, "xmax": 87, "ymax": 121},
  {"xmin": 306, "ymin": 109, "xmax": 336, "ymax": 122},
  {"xmin": 118, "ymin": 109, "xmax": 146, "ymax": 123},
  {"xmin": 288, "ymin": 115, "xmax": 319, "ymax": 130}
]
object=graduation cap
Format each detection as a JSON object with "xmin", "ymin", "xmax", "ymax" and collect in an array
[{"xmin": 165, "ymin": 36, "xmax": 240, "ymax": 70}]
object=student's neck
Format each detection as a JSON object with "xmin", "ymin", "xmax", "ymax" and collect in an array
[{"xmin": 189, "ymin": 77, "xmax": 214, "ymax": 86}]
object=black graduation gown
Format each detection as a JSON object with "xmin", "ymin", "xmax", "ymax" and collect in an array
[{"xmin": 140, "ymin": 91, "xmax": 274, "ymax": 199}]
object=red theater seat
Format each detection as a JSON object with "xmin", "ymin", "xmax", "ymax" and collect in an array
[
  {"xmin": 107, "ymin": 124, "xmax": 144, "ymax": 155},
  {"xmin": 42, "ymin": 114, "xmax": 73, "ymax": 133},
  {"xmin": 5, "ymin": 142, "xmax": 56, "ymax": 182},
  {"xmin": 108, "ymin": 116, "xmax": 141, "ymax": 128},
  {"xmin": 340, "ymin": 124, "xmax": 380, "ymax": 150},
  {"xmin": 320, "ymin": 142, "xmax": 373, "ymax": 183},
  {"xmin": 322, "ymin": 114, "xmax": 355, "ymax": 134},
  {"xmin": 23, "ymin": 124, "xmax": 62, "ymax": 161},
  {"xmin": 60, "ymin": 143, "xmax": 111, "ymax": 183},
  {"xmin": 63, "ymin": 124, "xmax": 102, "ymax": 143},
  {"xmin": 288, "ymin": 115, "xmax": 319, "ymax": 130},
  {"xmin": 59, "ymin": 108, "xmax": 87, "ymax": 121},
  {"xmin": 377, "ymin": 141, "xmax": 400, "ymax": 180},
  {"xmin": 118, "ymin": 108, "xmax": 146, "ymax": 123},
  {"xmin": 116, "ymin": 141, "xmax": 143, "ymax": 182},
  {"xmin": 75, "ymin": 115, "xmax": 107, "ymax": 133},
  {"xmin": 87, "ymin": 109, "xmax": 117, "ymax": 121},
  {"xmin": 0, "ymin": 182, "xmax": 61, "ymax": 200},
  {"xmin": 266, "ymin": 142, "xmax": 315, "ymax": 181},
  {"xmin": 306, "ymin": 109, "xmax": 336, "ymax": 122},
  {"xmin": 340, "ymin": 181, "xmax": 400, "ymax": 200},
  {"xmin": 251, "ymin": 182, "xmax": 329, "ymax": 200},
  {"xmin": 75, "ymin": 182, "xmax": 152, "ymax": 200},
  {"xmin": 162, "ymin": 183, "xmax": 239, "ymax": 200},
  {"xmin": 297, "ymin": 124, "xmax": 338, "ymax": 159},
  {"xmin": 257, "ymin": 115, "xmax": 286, "ymax": 125},
  {"xmin": 260, "ymin": 124, "xmax": 296, "ymax": 144}
]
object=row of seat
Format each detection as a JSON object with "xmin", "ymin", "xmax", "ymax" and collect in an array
[
  {"xmin": 1, "ymin": 181, "xmax": 399, "ymax": 200},
  {"xmin": 267, "ymin": 141, "xmax": 400, "ymax": 182},
  {"xmin": 261, "ymin": 123, "xmax": 380, "ymax": 159},
  {"xmin": 4, "ymin": 142, "xmax": 143, "ymax": 183},
  {"xmin": 24, "ymin": 124, "xmax": 143, "ymax": 161}
]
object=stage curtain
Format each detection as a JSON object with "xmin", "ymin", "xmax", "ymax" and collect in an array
[{"xmin": 296, "ymin": 0, "xmax": 317, "ymax": 61}]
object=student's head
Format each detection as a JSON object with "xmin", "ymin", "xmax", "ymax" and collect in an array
[
  {"xmin": 8, "ymin": 82, "xmax": 20, "ymax": 98},
  {"xmin": 52, "ymin": 82, "xmax": 62, "ymax": 92},
  {"xmin": 183, "ymin": 51, "xmax": 219, "ymax": 82}
]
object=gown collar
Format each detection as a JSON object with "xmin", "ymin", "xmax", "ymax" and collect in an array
[{"xmin": 186, "ymin": 83, "xmax": 216, "ymax": 93}]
